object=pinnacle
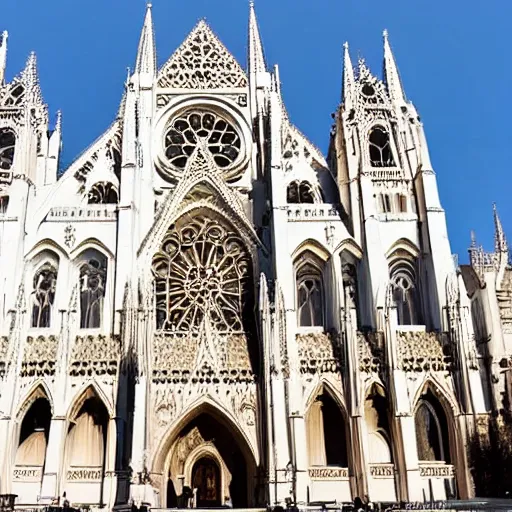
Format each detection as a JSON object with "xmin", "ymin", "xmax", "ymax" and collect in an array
[{"xmin": 383, "ymin": 28, "xmax": 389, "ymax": 39}]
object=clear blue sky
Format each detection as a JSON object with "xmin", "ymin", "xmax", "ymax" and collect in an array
[{"xmin": 2, "ymin": 0, "xmax": 509, "ymax": 262}]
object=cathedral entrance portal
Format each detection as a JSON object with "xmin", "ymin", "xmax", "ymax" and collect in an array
[
  {"xmin": 163, "ymin": 409, "xmax": 255, "ymax": 508},
  {"xmin": 192, "ymin": 457, "xmax": 221, "ymax": 508}
]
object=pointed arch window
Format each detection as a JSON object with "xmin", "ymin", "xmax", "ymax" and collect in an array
[
  {"xmin": 31, "ymin": 260, "xmax": 58, "ymax": 328},
  {"xmin": 415, "ymin": 392, "xmax": 451, "ymax": 463},
  {"xmin": 306, "ymin": 391, "xmax": 348, "ymax": 467},
  {"xmin": 295, "ymin": 252, "xmax": 324, "ymax": 327},
  {"xmin": 88, "ymin": 182, "xmax": 119, "ymax": 204},
  {"xmin": 390, "ymin": 259, "xmax": 421, "ymax": 325},
  {"xmin": 369, "ymin": 126, "xmax": 395, "ymax": 167},
  {"xmin": 78, "ymin": 250, "xmax": 108, "ymax": 329},
  {"xmin": 287, "ymin": 180, "xmax": 320, "ymax": 204},
  {"xmin": 0, "ymin": 128, "xmax": 16, "ymax": 171}
]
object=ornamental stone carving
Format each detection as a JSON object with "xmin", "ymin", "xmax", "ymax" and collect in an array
[
  {"xmin": 158, "ymin": 21, "xmax": 248, "ymax": 90},
  {"xmin": 13, "ymin": 467, "xmax": 43, "ymax": 482},
  {"xmin": 418, "ymin": 464, "xmax": 455, "ymax": 478},
  {"xmin": 397, "ymin": 331, "xmax": 453, "ymax": 373},
  {"xmin": 357, "ymin": 331, "xmax": 385, "ymax": 373},
  {"xmin": 21, "ymin": 335, "xmax": 58, "ymax": 377},
  {"xmin": 369, "ymin": 464, "xmax": 394, "ymax": 478},
  {"xmin": 308, "ymin": 467, "xmax": 348, "ymax": 480},
  {"xmin": 69, "ymin": 335, "xmax": 121, "ymax": 377},
  {"xmin": 67, "ymin": 468, "xmax": 103, "ymax": 481},
  {"xmin": 0, "ymin": 336, "xmax": 8, "ymax": 378},
  {"xmin": 297, "ymin": 331, "xmax": 343, "ymax": 375},
  {"xmin": 152, "ymin": 333, "xmax": 253, "ymax": 383}
]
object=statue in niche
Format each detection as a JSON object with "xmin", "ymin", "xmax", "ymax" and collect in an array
[
  {"xmin": 31, "ymin": 264, "xmax": 58, "ymax": 328},
  {"xmin": 342, "ymin": 263, "xmax": 357, "ymax": 309},
  {"xmin": 80, "ymin": 256, "xmax": 107, "ymax": 329}
]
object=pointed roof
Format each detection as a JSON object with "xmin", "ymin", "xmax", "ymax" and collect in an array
[
  {"xmin": 22, "ymin": 51, "xmax": 44, "ymax": 106},
  {"xmin": 342, "ymin": 41, "xmax": 355, "ymax": 105},
  {"xmin": 494, "ymin": 203, "xmax": 508, "ymax": 254},
  {"xmin": 382, "ymin": 29, "xmax": 406, "ymax": 104},
  {"xmin": 248, "ymin": 2, "xmax": 266, "ymax": 74},
  {"xmin": 0, "ymin": 31, "xmax": 7, "ymax": 85},
  {"xmin": 135, "ymin": 4, "xmax": 157, "ymax": 76},
  {"xmin": 158, "ymin": 20, "xmax": 248, "ymax": 89}
]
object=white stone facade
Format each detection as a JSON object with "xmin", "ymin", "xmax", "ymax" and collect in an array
[{"xmin": 0, "ymin": 7, "xmax": 505, "ymax": 510}]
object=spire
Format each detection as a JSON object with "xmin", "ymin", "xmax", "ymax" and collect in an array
[
  {"xmin": 22, "ymin": 51, "xmax": 43, "ymax": 105},
  {"xmin": 494, "ymin": 203, "xmax": 508, "ymax": 254},
  {"xmin": 0, "ymin": 31, "xmax": 7, "ymax": 85},
  {"xmin": 382, "ymin": 29, "xmax": 406, "ymax": 104},
  {"xmin": 248, "ymin": 1, "xmax": 266, "ymax": 74},
  {"xmin": 342, "ymin": 41, "xmax": 355, "ymax": 106},
  {"xmin": 135, "ymin": 3, "xmax": 157, "ymax": 77},
  {"xmin": 55, "ymin": 110, "xmax": 62, "ymax": 133}
]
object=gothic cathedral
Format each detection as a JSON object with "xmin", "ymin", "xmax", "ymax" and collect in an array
[{"xmin": 0, "ymin": 5, "xmax": 510, "ymax": 510}]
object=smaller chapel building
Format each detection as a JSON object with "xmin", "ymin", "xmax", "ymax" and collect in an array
[{"xmin": 0, "ymin": 6, "xmax": 509, "ymax": 510}]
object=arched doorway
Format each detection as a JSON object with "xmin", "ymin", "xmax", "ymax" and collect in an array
[
  {"xmin": 163, "ymin": 410, "xmax": 255, "ymax": 509},
  {"xmin": 192, "ymin": 457, "xmax": 221, "ymax": 508},
  {"xmin": 65, "ymin": 392, "xmax": 109, "ymax": 506},
  {"xmin": 13, "ymin": 395, "xmax": 52, "ymax": 504},
  {"xmin": 305, "ymin": 388, "xmax": 351, "ymax": 503},
  {"xmin": 414, "ymin": 388, "xmax": 457, "ymax": 500}
]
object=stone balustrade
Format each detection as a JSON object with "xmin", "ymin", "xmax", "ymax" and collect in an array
[
  {"xmin": 297, "ymin": 331, "xmax": 343, "ymax": 375},
  {"xmin": 286, "ymin": 204, "xmax": 341, "ymax": 222},
  {"xmin": 397, "ymin": 331, "xmax": 453, "ymax": 372},
  {"xmin": 308, "ymin": 467, "xmax": 349, "ymax": 480},
  {"xmin": 47, "ymin": 206, "xmax": 117, "ymax": 222}
]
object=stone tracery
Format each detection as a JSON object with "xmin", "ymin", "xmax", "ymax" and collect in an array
[
  {"xmin": 153, "ymin": 213, "xmax": 251, "ymax": 333},
  {"xmin": 30, "ymin": 263, "xmax": 58, "ymax": 328}
]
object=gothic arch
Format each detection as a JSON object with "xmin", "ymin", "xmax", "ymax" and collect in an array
[
  {"xmin": 291, "ymin": 238, "xmax": 331, "ymax": 263},
  {"xmin": 15, "ymin": 380, "xmax": 54, "ymax": 421},
  {"xmin": 304, "ymin": 378, "xmax": 348, "ymax": 417},
  {"xmin": 70, "ymin": 238, "xmax": 115, "ymax": 261},
  {"xmin": 385, "ymin": 238, "xmax": 420, "ymax": 261},
  {"xmin": 152, "ymin": 396, "xmax": 258, "ymax": 475},
  {"xmin": 66, "ymin": 381, "xmax": 114, "ymax": 421},
  {"xmin": 334, "ymin": 238, "xmax": 364, "ymax": 261},
  {"xmin": 25, "ymin": 239, "xmax": 68, "ymax": 262}
]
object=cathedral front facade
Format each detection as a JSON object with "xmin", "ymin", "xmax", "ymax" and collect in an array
[{"xmin": 0, "ymin": 6, "xmax": 510, "ymax": 510}]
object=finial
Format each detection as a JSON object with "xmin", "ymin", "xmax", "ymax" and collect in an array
[
  {"xmin": 147, "ymin": 2, "xmax": 152, "ymax": 8},
  {"xmin": 383, "ymin": 28, "xmax": 389, "ymax": 39},
  {"xmin": 249, "ymin": 0, "xmax": 255, "ymax": 7},
  {"xmin": 470, "ymin": 230, "xmax": 477, "ymax": 248},
  {"xmin": 343, "ymin": 41, "xmax": 349, "ymax": 50},
  {"xmin": 125, "ymin": 66, "xmax": 131, "ymax": 86},
  {"xmin": 56, "ymin": 110, "xmax": 62, "ymax": 132}
]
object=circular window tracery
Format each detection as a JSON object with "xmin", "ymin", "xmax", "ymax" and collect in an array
[{"xmin": 164, "ymin": 110, "xmax": 242, "ymax": 172}]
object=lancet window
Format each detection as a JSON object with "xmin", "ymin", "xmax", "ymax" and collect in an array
[
  {"xmin": 15, "ymin": 396, "xmax": 52, "ymax": 468},
  {"xmin": 369, "ymin": 126, "xmax": 395, "ymax": 167},
  {"xmin": 31, "ymin": 260, "xmax": 58, "ymax": 328},
  {"xmin": 78, "ymin": 251, "xmax": 107, "ymax": 329},
  {"xmin": 415, "ymin": 392, "xmax": 450, "ymax": 462},
  {"xmin": 152, "ymin": 213, "xmax": 252, "ymax": 332},
  {"xmin": 390, "ymin": 259, "xmax": 421, "ymax": 325},
  {"xmin": 306, "ymin": 391, "xmax": 348, "ymax": 467},
  {"xmin": 286, "ymin": 180, "xmax": 323, "ymax": 204},
  {"xmin": 66, "ymin": 394, "xmax": 108, "ymax": 472},
  {"xmin": 295, "ymin": 251, "xmax": 324, "ymax": 328},
  {"xmin": 0, "ymin": 193, "xmax": 8, "ymax": 214},
  {"xmin": 0, "ymin": 128, "xmax": 16, "ymax": 170},
  {"xmin": 88, "ymin": 182, "xmax": 119, "ymax": 204}
]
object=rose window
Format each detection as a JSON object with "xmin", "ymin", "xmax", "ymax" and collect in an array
[
  {"xmin": 164, "ymin": 110, "xmax": 241, "ymax": 171},
  {"xmin": 152, "ymin": 214, "xmax": 251, "ymax": 332}
]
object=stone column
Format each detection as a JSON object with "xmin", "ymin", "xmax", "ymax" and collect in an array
[
  {"xmin": 102, "ymin": 417, "xmax": 118, "ymax": 508},
  {"xmin": 40, "ymin": 416, "xmax": 66, "ymax": 502}
]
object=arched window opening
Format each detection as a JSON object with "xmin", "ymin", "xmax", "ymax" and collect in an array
[
  {"xmin": 364, "ymin": 387, "xmax": 393, "ymax": 464},
  {"xmin": 390, "ymin": 260, "xmax": 421, "ymax": 325},
  {"xmin": 192, "ymin": 457, "xmax": 222, "ymax": 508},
  {"xmin": 369, "ymin": 127, "xmax": 395, "ymax": 167},
  {"xmin": 15, "ymin": 397, "xmax": 52, "ymax": 467},
  {"xmin": 0, "ymin": 193, "xmax": 8, "ymax": 214},
  {"xmin": 79, "ymin": 250, "xmax": 108, "ymax": 329},
  {"xmin": 31, "ymin": 261, "xmax": 58, "ymax": 328},
  {"xmin": 307, "ymin": 391, "xmax": 348, "ymax": 467},
  {"xmin": 4, "ymin": 84, "xmax": 24, "ymax": 106},
  {"xmin": 414, "ymin": 391, "xmax": 451, "ymax": 463},
  {"xmin": 287, "ymin": 180, "xmax": 318, "ymax": 204},
  {"xmin": 398, "ymin": 194, "xmax": 407, "ymax": 213},
  {"xmin": 66, "ymin": 395, "xmax": 109, "ymax": 470},
  {"xmin": 0, "ymin": 128, "xmax": 16, "ymax": 170},
  {"xmin": 295, "ymin": 252, "xmax": 324, "ymax": 327},
  {"xmin": 152, "ymin": 213, "xmax": 253, "ymax": 333},
  {"xmin": 88, "ymin": 182, "xmax": 119, "ymax": 204}
]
